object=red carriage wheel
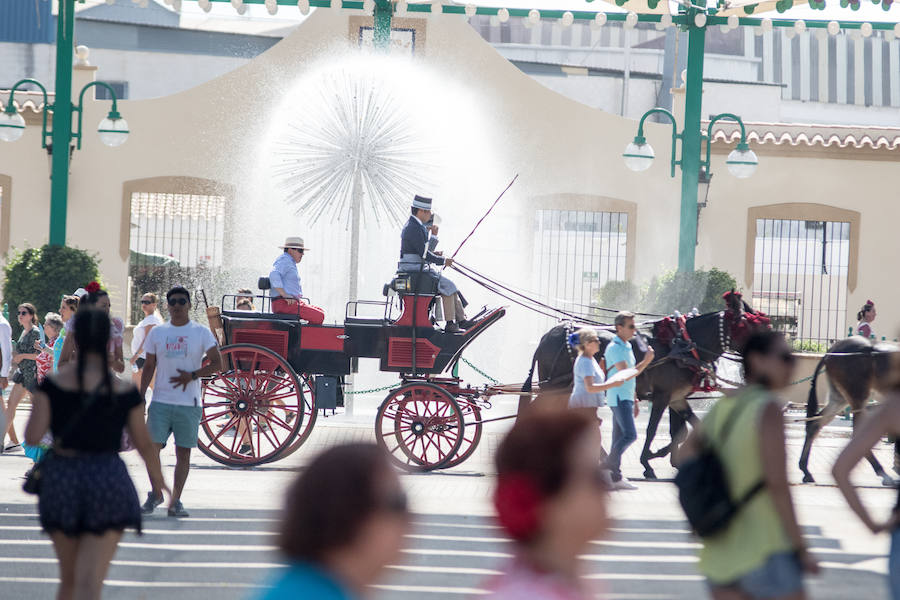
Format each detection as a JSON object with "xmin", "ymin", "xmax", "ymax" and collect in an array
[
  {"xmin": 199, "ymin": 344, "xmax": 304, "ymax": 467},
  {"xmin": 261, "ymin": 373, "xmax": 317, "ymax": 464},
  {"xmin": 375, "ymin": 383, "xmax": 465, "ymax": 472},
  {"xmin": 439, "ymin": 400, "xmax": 483, "ymax": 470}
]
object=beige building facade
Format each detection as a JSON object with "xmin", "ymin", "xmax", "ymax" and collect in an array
[{"xmin": 2, "ymin": 10, "xmax": 898, "ymax": 380}]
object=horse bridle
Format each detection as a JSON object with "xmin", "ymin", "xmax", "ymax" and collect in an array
[{"xmin": 717, "ymin": 310, "xmax": 734, "ymax": 354}]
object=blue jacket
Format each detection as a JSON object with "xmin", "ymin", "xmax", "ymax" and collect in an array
[{"xmin": 400, "ymin": 215, "xmax": 444, "ymax": 266}]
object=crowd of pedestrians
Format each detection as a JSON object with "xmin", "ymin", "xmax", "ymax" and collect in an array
[{"xmin": 2, "ymin": 284, "xmax": 900, "ymax": 600}]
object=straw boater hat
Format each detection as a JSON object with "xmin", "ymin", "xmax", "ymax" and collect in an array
[
  {"xmin": 412, "ymin": 195, "xmax": 433, "ymax": 211},
  {"xmin": 279, "ymin": 237, "xmax": 309, "ymax": 251}
]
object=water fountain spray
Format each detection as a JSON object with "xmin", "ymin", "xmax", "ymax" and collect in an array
[{"xmin": 269, "ymin": 61, "xmax": 433, "ymax": 301}]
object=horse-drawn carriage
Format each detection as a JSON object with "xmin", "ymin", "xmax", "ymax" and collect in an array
[{"xmin": 198, "ymin": 273, "xmax": 505, "ymax": 471}]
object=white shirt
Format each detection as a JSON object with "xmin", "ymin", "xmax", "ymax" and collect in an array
[
  {"xmin": 0, "ymin": 315, "xmax": 11, "ymax": 378},
  {"xmin": 131, "ymin": 312, "xmax": 163, "ymax": 357},
  {"xmin": 144, "ymin": 320, "xmax": 217, "ymax": 407}
]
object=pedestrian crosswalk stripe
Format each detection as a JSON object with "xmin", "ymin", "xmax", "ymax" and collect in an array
[{"xmin": 0, "ymin": 577, "xmax": 263, "ymax": 589}]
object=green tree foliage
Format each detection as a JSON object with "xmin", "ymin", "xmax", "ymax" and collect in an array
[
  {"xmin": 3, "ymin": 245, "xmax": 101, "ymax": 336},
  {"xmin": 642, "ymin": 268, "xmax": 738, "ymax": 315}
]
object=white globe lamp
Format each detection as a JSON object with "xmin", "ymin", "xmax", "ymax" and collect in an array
[
  {"xmin": 623, "ymin": 138, "xmax": 655, "ymax": 172},
  {"xmin": 97, "ymin": 113, "xmax": 129, "ymax": 147},
  {"xmin": 0, "ymin": 110, "xmax": 26, "ymax": 143},
  {"xmin": 726, "ymin": 143, "xmax": 758, "ymax": 178}
]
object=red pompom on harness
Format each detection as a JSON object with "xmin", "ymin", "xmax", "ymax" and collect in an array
[{"xmin": 85, "ymin": 281, "xmax": 101, "ymax": 294}]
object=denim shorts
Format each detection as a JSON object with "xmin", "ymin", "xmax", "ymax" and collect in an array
[
  {"xmin": 709, "ymin": 552, "xmax": 803, "ymax": 599},
  {"xmin": 147, "ymin": 402, "xmax": 203, "ymax": 449}
]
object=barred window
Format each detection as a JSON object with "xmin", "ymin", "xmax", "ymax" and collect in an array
[
  {"xmin": 534, "ymin": 210, "xmax": 628, "ymax": 315},
  {"xmin": 128, "ymin": 192, "xmax": 226, "ymax": 323},
  {"xmin": 752, "ymin": 218, "xmax": 850, "ymax": 349}
]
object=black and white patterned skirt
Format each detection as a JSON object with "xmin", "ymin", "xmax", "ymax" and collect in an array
[{"xmin": 38, "ymin": 453, "xmax": 142, "ymax": 536}]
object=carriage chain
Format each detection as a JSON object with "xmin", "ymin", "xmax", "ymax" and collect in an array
[
  {"xmin": 343, "ymin": 384, "xmax": 397, "ymax": 396},
  {"xmin": 340, "ymin": 359, "xmax": 499, "ymax": 395},
  {"xmin": 459, "ymin": 357, "xmax": 500, "ymax": 384}
]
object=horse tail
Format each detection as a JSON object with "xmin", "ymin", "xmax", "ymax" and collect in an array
[
  {"xmin": 806, "ymin": 357, "xmax": 827, "ymax": 419},
  {"xmin": 521, "ymin": 350, "xmax": 538, "ymax": 394}
]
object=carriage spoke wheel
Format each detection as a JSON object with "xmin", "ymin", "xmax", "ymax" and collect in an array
[
  {"xmin": 199, "ymin": 344, "xmax": 304, "ymax": 467},
  {"xmin": 262, "ymin": 373, "xmax": 317, "ymax": 464},
  {"xmin": 439, "ymin": 400, "xmax": 483, "ymax": 470},
  {"xmin": 375, "ymin": 383, "xmax": 464, "ymax": 472}
]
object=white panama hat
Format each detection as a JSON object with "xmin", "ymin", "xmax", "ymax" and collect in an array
[{"xmin": 279, "ymin": 236, "xmax": 309, "ymax": 251}]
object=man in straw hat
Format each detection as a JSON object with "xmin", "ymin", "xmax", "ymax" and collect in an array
[
  {"xmin": 269, "ymin": 237, "xmax": 326, "ymax": 325},
  {"xmin": 399, "ymin": 195, "xmax": 468, "ymax": 333}
]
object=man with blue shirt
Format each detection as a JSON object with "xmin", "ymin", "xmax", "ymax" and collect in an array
[
  {"xmin": 604, "ymin": 311, "xmax": 654, "ymax": 490},
  {"xmin": 269, "ymin": 236, "xmax": 325, "ymax": 324}
]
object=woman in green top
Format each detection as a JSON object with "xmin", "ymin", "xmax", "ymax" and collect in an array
[{"xmin": 680, "ymin": 331, "xmax": 818, "ymax": 599}]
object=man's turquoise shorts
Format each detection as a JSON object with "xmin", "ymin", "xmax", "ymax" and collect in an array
[{"xmin": 147, "ymin": 402, "xmax": 203, "ymax": 449}]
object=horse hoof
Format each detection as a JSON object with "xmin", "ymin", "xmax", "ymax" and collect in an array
[
  {"xmin": 643, "ymin": 469, "xmax": 657, "ymax": 480},
  {"xmin": 802, "ymin": 473, "xmax": 815, "ymax": 484}
]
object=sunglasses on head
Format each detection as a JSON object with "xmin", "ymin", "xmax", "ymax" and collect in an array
[{"xmin": 167, "ymin": 298, "xmax": 189, "ymax": 306}]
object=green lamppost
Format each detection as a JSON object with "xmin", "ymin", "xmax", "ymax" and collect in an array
[
  {"xmin": 623, "ymin": 104, "xmax": 758, "ymax": 272},
  {"xmin": 0, "ymin": 0, "xmax": 129, "ymax": 247}
]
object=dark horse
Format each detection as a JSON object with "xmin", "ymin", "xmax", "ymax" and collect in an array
[
  {"xmin": 522, "ymin": 303, "xmax": 761, "ymax": 479},
  {"xmin": 799, "ymin": 336, "xmax": 900, "ymax": 486}
]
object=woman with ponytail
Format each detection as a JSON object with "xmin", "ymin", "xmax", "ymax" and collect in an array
[
  {"xmin": 487, "ymin": 410, "xmax": 609, "ymax": 599},
  {"xmin": 24, "ymin": 308, "xmax": 170, "ymax": 600},
  {"xmin": 857, "ymin": 300, "xmax": 877, "ymax": 340}
]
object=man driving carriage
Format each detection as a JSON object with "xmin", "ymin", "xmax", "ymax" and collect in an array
[
  {"xmin": 269, "ymin": 237, "xmax": 326, "ymax": 325},
  {"xmin": 399, "ymin": 195, "xmax": 469, "ymax": 333}
]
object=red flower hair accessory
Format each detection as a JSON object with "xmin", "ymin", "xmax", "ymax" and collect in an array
[
  {"xmin": 494, "ymin": 473, "xmax": 543, "ymax": 542},
  {"xmin": 85, "ymin": 281, "xmax": 101, "ymax": 294}
]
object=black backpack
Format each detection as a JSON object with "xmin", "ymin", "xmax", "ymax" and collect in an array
[{"xmin": 674, "ymin": 398, "xmax": 765, "ymax": 538}]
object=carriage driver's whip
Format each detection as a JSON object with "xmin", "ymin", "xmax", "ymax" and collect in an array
[{"xmin": 446, "ymin": 174, "xmax": 519, "ymax": 264}]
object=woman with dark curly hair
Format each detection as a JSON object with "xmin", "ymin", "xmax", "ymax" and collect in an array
[
  {"xmin": 487, "ymin": 410, "xmax": 609, "ymax": 599},
  {"xmin": 257, "ymin": 444, "xmax": 410, "ymax": 600}
]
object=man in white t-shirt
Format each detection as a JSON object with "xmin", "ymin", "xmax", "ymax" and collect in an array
[{"xmin": 139, "ymin": 286, "xmax": 222, "ymax": 518}]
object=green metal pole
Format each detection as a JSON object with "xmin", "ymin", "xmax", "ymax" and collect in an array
[
  {"xmin": 49, "ymin": 0, "xmax": 76, "ymax": 247},
  {"xmin": 373, "ymin": 0, "xmax": 392, "ymax": 51},
  {"xmin": 677, "ymin": 17, "xmax": 706, "ymax": 273}
]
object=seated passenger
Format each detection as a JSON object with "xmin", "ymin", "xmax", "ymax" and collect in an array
[
  {"xmin": 269, "ymin": 237, "xmax": 325, "ymax": 325},
  {"xmin": 236, "ymin": 288, "xmax": 255, "ymax": 312},
  {"xmin": 399, "ymin": 195, "xmax": 468, "ymax": 333}
]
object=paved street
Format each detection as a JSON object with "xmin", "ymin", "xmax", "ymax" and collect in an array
[{"xmin": 0, "ymin": 394, "xmax": 896, "ymax": 599}]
